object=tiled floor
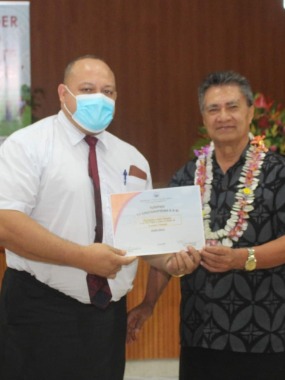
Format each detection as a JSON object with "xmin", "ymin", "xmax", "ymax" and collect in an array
[{"xmin": 124, "ymin": 359, "xmax": 179, "ymax": 380}]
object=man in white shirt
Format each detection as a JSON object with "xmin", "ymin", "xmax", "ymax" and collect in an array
[{"xmin": 0, "ymin": 55, "xmax": 199, "ymax": 380}]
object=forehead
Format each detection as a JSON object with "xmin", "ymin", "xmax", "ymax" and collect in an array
[
  {"xmin": 66, "ymin": 59, "xmax": 115, "ymax": 87},
  {"xmin": 204, "ymin": 85, "xmax": 245, "ymax": 106}
]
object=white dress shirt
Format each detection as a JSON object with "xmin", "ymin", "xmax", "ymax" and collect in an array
[{"xmin": 0, "ymin": 111, "xmax": 152, "ymax": 303}]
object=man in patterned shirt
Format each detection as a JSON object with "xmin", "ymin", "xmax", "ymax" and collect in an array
[{"xmin": 128, "ymin": 71, "xmax": 285, "ymax": 380}]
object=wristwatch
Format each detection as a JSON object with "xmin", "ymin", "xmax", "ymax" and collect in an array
[{"xmin": 245, "ymin": 248, "xmax": 257, "ymax": 271}]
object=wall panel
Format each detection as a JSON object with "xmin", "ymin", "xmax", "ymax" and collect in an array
[
  {"xmin": 126, "ymin": 260, "xmax": 181, "ymax": 359},
  {"xmin": 27, "ymin": 0, "xmax": 285, "ymax": 185}
]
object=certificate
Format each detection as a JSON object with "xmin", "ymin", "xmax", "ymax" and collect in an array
[{"xmin": 110, "ymin": 186, "xmax": 205, "ymax": 256}]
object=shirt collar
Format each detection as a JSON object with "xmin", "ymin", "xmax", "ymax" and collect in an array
[
  {"xmin": 213, "ymin": 141, "xmax": 250, "ymax": 161},
  {"xmin": 58, "ymin": 110, "xmax": 109, "ymax": 150}
]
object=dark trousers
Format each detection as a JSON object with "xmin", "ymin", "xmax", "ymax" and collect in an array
[
  {"xmin": 180, "ymin": 346, "xmax": 285, "ymax": 380},
  {"xmin": 0, "ymin": 268, "xmax": 127, "ymax": 380}
]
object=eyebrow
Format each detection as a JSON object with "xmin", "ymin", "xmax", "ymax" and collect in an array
[
  {"xmin": 102, "ymin": 84, "xmax": 116, "ymax": 89},
  {"xmin": 206, "ymin": 99, "xmax": 240, "ymax": 110},
  {"xmin": 226, "ymin": 100, "xmax": 239, "ymax": 106}
]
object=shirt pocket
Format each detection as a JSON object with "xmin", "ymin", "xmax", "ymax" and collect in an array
[{"xmin": 125, "ymin": 175, "xmax": 147, "ymax": 191}]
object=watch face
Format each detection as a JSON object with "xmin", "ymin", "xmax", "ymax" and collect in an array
[{"xmin": 245, "ymin": 259, "xmax": 256, "ymax": 271}]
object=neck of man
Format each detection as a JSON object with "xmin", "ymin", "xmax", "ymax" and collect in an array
[{"xmin": 214, "ymin": 137, "xmax": 249, "ymax": 173}]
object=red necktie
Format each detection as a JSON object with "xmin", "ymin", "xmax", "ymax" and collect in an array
[{"xmin": 85, "ymin": 135, "xmax": 112, "ymax": 309}]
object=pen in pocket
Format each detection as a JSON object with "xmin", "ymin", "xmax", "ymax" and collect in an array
[{"xmin": 123, "ymin": 169, "xmax": 127, "ymax": 185}]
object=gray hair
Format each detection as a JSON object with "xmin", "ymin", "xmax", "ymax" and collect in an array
[{"xmin": 198, "ymin": 71, "xmax": 254, "ymax": 112}]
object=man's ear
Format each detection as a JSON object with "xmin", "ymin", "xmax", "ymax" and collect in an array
[
  {"xmin": 248, "ymin": 105, "xmax": 255, "ymax": 125},
  {"xmin": 58, "ymin": 84, "xmax": 67, "ymax": 103}
]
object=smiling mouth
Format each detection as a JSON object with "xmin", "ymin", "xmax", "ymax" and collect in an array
[{"xmin": 216, "ymin": 126, "xmax": 235, "ymax": 131}]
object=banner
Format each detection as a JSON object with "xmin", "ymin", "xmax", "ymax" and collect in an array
[{"xmin": 0, "ymin": 1, "xmax": 30, "ymax": 144}]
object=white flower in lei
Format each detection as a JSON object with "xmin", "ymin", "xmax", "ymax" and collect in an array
[{"xmin": 194, "ymin": 134, "xmax": 268, "ymax": 247}]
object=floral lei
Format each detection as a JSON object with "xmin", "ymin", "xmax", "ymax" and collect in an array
[{"xmin": 194, "ymin": 134, "xmax": 268, "ymax": 247}]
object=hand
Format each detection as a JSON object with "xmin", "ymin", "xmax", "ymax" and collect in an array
[
  {"xmin": 127, "ymin": 301, "xmax": 154, "ymax": 343},
  {"xmin": 165, "ymin": 246, "xmax": 201, "ymax": 277},
  {"xmin": 200, "ymin": 245, "xmax": 244, "ymax": 272},
  {"xmin": 81, "ymin": 243, "xmax": 137, "ymax": 279}
]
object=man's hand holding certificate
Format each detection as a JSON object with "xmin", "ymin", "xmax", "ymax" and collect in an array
[{"xmin": 110, "ymin": 186, "xmax": 205, "ymax": 257}]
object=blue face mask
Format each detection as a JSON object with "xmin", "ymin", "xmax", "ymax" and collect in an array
[{"xmin": 64, "ymin": 87, "xmax": 115, "ymax": 133}]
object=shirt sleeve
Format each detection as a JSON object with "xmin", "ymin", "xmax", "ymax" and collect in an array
[
  {"xmin": 0, "ymin": 136, "xmax": 41, "ymax": 215},
  {"xmin": 169, "ymin": 160, "xmax": 196, "ymax": 188}
]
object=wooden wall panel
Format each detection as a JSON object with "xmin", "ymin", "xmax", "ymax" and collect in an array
[
  {"xmin": 26, "ymin": 0, "xmax": 285, "ymax": 186},
  {"xmin": 126, "ymin": 260, "xmax": 181, "ymax": 359},
  {"xmin": 1, "ymin": 0, "xmax": 285, "ymax": 359}
]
